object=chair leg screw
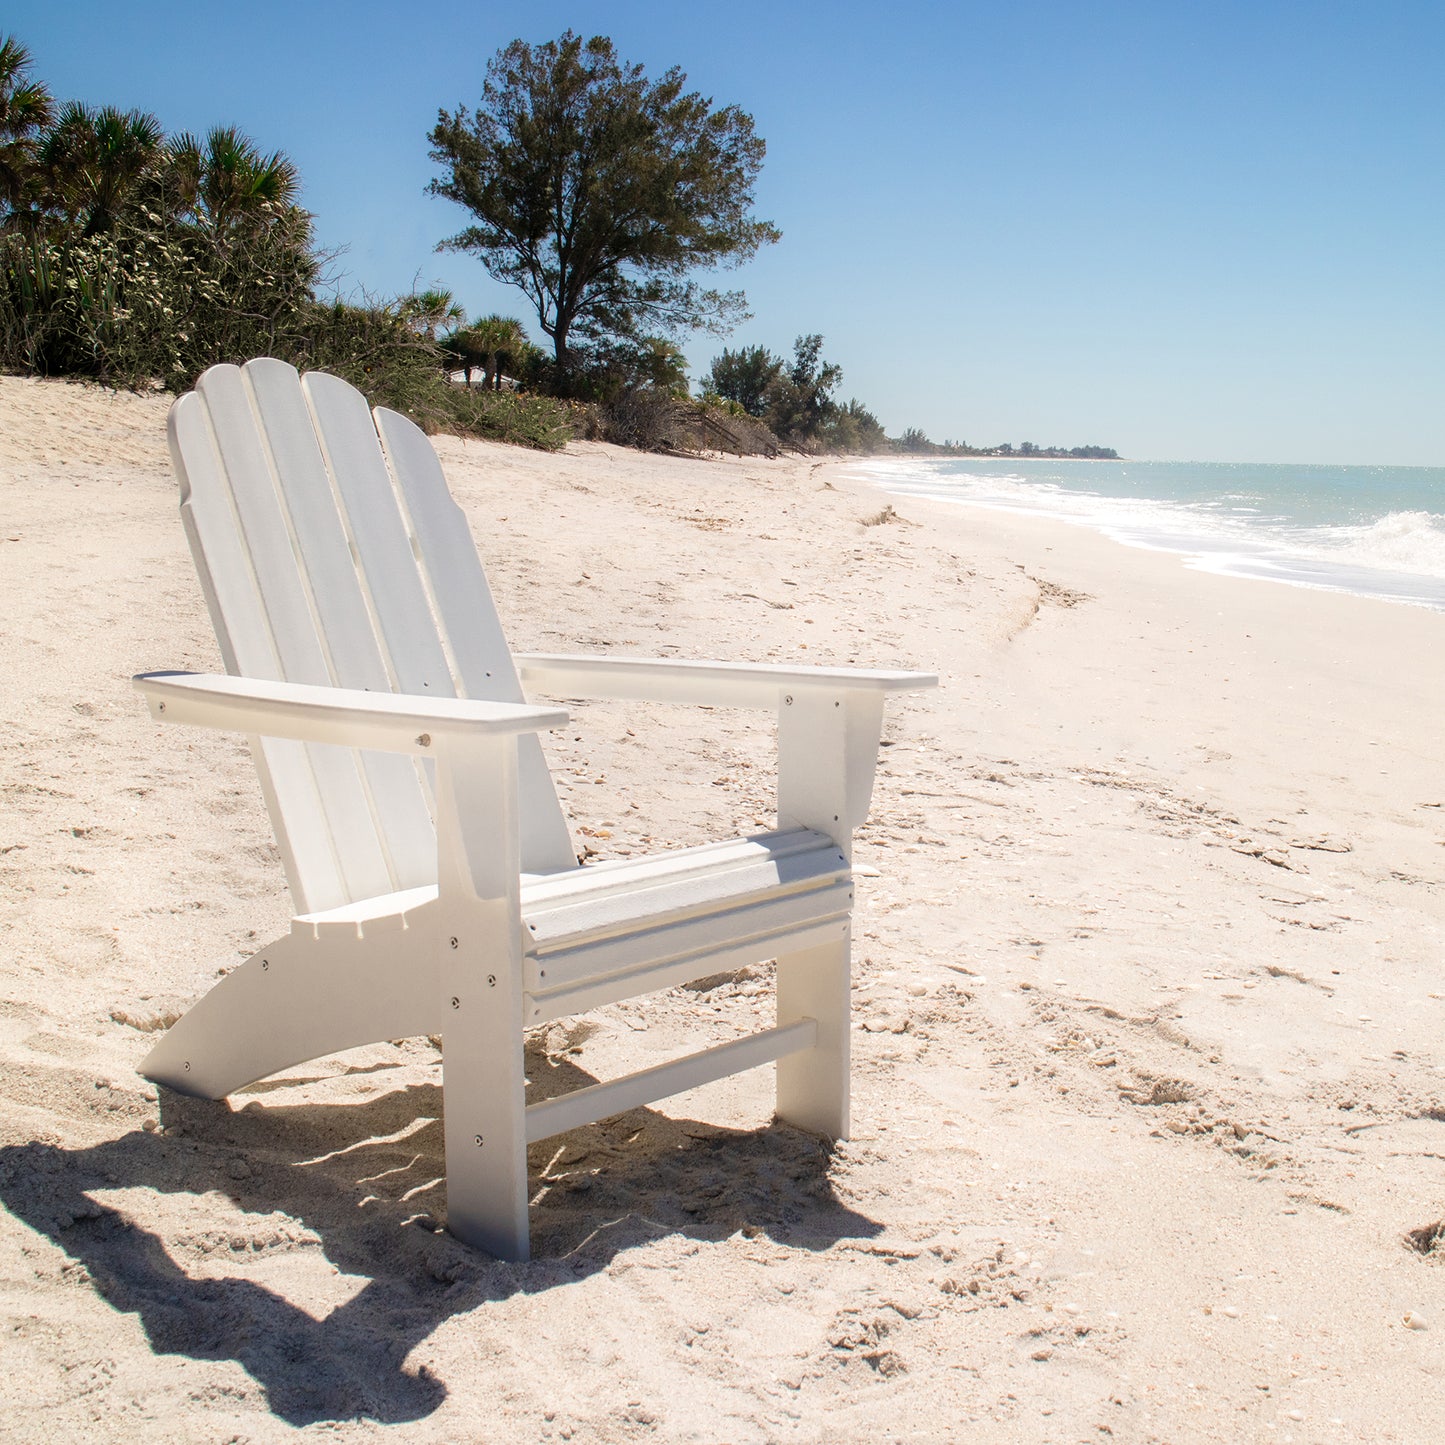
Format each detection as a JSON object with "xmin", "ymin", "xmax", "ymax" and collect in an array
[
  {"xmin": 474, "ymin": 1135, "xmax": 484, "ymax": 1147},
  {"xmin": 450, "ymin": 936, "xmax": 458, "ymax": 949},
  {"xmin": 450, "ymin": 995, "xmax": 460, "ymax": 1009}
]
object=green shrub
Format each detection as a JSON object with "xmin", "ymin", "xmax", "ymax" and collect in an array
[
  {"xmin": 595, "ymin": 391, "xmax": 779, "ymax": 454},
  {"xmin": 0, "ymin": 203, "xmax": 316, "ymax": 388},
  {"xmin": 440, "ymin": 385, "xmax": 579, "ymax": 450},
  {"xmin": 297, "ymin": 303, "xmax": 578, "ymax": 449},
  {"xmin": 0, "ymin": 221, "xmax": 577, "ymax": 449}
]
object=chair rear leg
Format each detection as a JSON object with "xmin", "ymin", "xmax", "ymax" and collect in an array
[
  {"xmin": 140, "ymin": 928, "xmax": 441, "ymax": 1098},
  {"xmin": 775, "ymin": 931, "xmax": 851, "ymax": 1139}
]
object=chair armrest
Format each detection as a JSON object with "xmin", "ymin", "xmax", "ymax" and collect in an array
[
  {"xmin": 516, "ymin": 653, "xmax": 939, "ymax": 709},
  {"xmin": 133, "ymin": 671, "xmax": 568, "ymax": 754},
  {"xmin": 518, "ymin": 654, "xmax": 936, "ymax": 858}
]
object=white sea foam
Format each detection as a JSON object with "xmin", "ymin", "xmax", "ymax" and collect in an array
[
  {"xmin": 1312, "ymin": 510, "xmax": 1445, "ymax": 579},
  {"xmin": 862, "ymin": 458, "xmax": 1445, "ymax": 611}
]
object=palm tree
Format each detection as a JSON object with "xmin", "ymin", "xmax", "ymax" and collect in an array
[
  {"xmin": 165, "ymin": 126, "xmax": 300, "ymax": 235},
  {"xmin": 39, "ymin": 100, "xmax": 165, "ymax": 235},
  {"xmin": 400, "ymin": 287, "xmax": 464, "ymax": 342},
  {"xmin": 635, "ymin": 336, "xmax": 689, "ymax": 397},
  {"xmin": 0, "ymin": 34, "xmax": 54, "ymax": 223},
  {"xmin": 455, "ymin": 313, "xmax": 527, "ymax": 390}
]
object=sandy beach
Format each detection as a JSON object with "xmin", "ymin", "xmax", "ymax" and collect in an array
[{"xmin": 2, "ymin": 372, "xmax": 1444, "ymax": 1442}]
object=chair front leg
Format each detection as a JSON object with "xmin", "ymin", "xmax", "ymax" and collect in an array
[
  {"xmin": 773, "ymin": 688, "xmax": 884, "ymax": 1139},
  {"xmin": 433, "ymin": 734, "xmax": 531, "ymax": 1261},
  {"xmin": 776, "ymin": 929, "xmax": 852, "ymax": 1139}
]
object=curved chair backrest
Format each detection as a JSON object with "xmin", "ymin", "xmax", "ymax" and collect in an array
[{"xmin": 168, "ymin": 358, "xmax": 575, "ymax": 913}]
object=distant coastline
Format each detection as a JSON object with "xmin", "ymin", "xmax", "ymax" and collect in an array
[{"xmin": 896, "ymin": 440, "xmax": 1120, "ymax": 460}]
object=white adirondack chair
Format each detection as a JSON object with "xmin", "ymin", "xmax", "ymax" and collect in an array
[{"xmin": 134, "ymin": 358, "xmax": 936, "ymax": 1259}]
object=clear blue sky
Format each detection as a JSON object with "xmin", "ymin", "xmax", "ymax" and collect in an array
[{"xmin": 19, "ymin": 1, "xmax": 1445, "ymax": 464}]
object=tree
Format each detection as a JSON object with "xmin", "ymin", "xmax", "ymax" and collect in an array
[
  {"xmin": 705, "ymin": 343, "xmax": 781, "ymax": 416},
  {"xmin": 0, "ymin": 34, "xmax": 53, "ymax": 223},
  {"xmin": 621, "ymin": 335, "xmax": 689, "ymax": 396},
  {"xmin": 449, "ymin": 312, "xmax": 528, "ymax": 389},
  {"xmin": 764, "ymin": 333, "xmax": 842, "ymax": 444},
  {"xmin": 427, "ymin": 31, "xmax": 779, "ymax": 390},
  {"xmin": 38, "ymin": 101, "xmax": 165, "ymax": 235},
  {"xmin": 823, "ymin": 398, "xmax": 887, "ymax": 453},
  {"xmin": 399, "ymin": 287, "xmax": 465, "ymax": 341},
  {"xmin": 164, "ymin": 126, "xmax": 300, "ymax": 236}
]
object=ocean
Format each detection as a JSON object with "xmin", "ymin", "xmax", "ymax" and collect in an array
[{"xmin": 857, "ymin": 456, "xmax": 1445, "ymax": 612}]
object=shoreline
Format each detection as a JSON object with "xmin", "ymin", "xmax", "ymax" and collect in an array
[
  {"xmin": 852, "ymin": 451, "xmax": 1445, "ymax": 614},
  {"xmin": 3, "ymin": 375, "xmax": 1444, "ymax": 1440}
]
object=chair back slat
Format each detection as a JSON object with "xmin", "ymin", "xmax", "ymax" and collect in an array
[
  {"xmin": 375, "ymin": 406, "xmax": 576, "ymax": 872},
  {"xmin": 243, "ymin": 361, "xmax": 440, "ymax": 894},
  {"xmin": 302, "ymin": 374, "xmax": 457, "ymax": 695},
  {"xmin": 171, "ymin": 389, "xmax": 352, "ymax": 911},
  {"xmin": 184, "ymin": 362, "xmax": 406, "ymax": 907},
  {"xmin": 168, "ymin": 359, "xmax": 575, "ymax": 912}
]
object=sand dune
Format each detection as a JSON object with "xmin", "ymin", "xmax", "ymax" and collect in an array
[{"xmin": 2, "ymin": 373, "xmax": 1443, "ymax": 1441}]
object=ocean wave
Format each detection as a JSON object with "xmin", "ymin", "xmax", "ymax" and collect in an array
[
  {"xmin": 867, "ymin": 458, "xmax": 1445, "ymax": 609},
  {"xmin": 879, "ymin": 465, "xmax": 1254, "ymax": 547},
  {"xmin": 1309, "ymin": 510, "xmax": 1445, "ymax": 579}
]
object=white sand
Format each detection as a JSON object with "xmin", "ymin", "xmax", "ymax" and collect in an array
[{"xmin": 2, "ymin": 372, "xmax": 1443, "ymax": 1441}]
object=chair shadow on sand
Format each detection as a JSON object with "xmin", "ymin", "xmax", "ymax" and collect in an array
[{"xmin": 0, "ymin": 1040, "xmax": 880, "ymax": 1427}]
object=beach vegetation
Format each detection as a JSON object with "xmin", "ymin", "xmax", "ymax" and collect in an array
[
  {"xmin": 0, "ymin": 35, "xmax": 54, "ymax": 220},
  {"xmin": 706, "ymin": 343, "xmax": 782, "ymax": 416},
  {"xmin": 0, "ymin": 30, "xmax": 1115, "ymax": 461},
  {"xmin": 398, "ymin": 286, "xmax": 465, "ymax": 341},
  {"xmin": 0, "ymin": 201, "xmax": 318, "ymax": 383},
  {"xmin": 703, "ymin": 333, "xmax": 881, "ymax": 452},
  {"xmin": 569, "ymin": 335, "xmax": 692, "ymax": 403},
  {"xmin": 444, "ymin": 312, "xmax": 530, "ymax": 390},
  {"xmin": 0, "ymin": 31, "xmax": 577, "ymax": 449},
  {"xmin": 584, "ymin": 388, "xmax": 783, "ymax": 455},
  {"xmin": 892, "ymin": 428, "xmax": 1119, "ymax": 459},
  {"xmin": 825, "ymin": 399, "xmax": 887, "ymax": 452},
  {"xmin": 163, "ymin": 125, "xmax": 300, "ymax": 236},
  {"xmin": 37, "ymin": 102, "xmax": 167, "ymax": 237},
  {"xmin": 427, "ymin": 31, "xmax": 779, "ymax": 393},
  {"xmin": 765, "ymin": 333, "xmax": 843, "ymax": 444}
]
